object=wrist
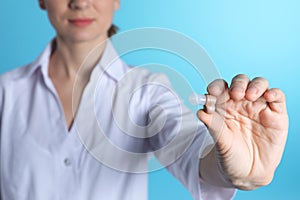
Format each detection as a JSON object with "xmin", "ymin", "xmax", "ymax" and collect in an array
[{"xmin": 199, "ymin": 146, "xmax": 234, "ymax": 188}]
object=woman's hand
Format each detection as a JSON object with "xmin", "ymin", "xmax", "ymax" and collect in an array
[{"xmin": 197, "ymin": 74, "xmax": 289, "ymax": 190}]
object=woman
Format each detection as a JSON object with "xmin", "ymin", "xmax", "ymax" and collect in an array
[{"xmin": 0, "ymin": 0, "xmax": 289, "ymax": 199}]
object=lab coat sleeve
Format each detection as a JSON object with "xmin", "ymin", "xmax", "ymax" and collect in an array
[{"xmin": 147, "ymin": 73, "xmax": 236, "ymax": 200}]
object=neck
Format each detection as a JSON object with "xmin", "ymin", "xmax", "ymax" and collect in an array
[{"xmin": 49, "ymin": 36, "xmax": 107, "ymax": 81}]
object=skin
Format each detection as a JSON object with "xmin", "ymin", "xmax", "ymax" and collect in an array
[
  {"xmin": 198, "ymin": 75, "xmax": 289, "ymax": 189},
  {"xmin": 39, "ymin": 0, "xmax": 289, "ymax": 191},
  {"xmin": 38, "ymin": 0, "xmax": 120, "ymax": 129}
]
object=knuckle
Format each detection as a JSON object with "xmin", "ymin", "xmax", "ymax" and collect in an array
[
  {"xmin": 207, "ymin": 79, "xmax": 227, "ymax": 92},
  {"xmin": 232, "ymin": 79, "xmax": 246, "ymax": 86},
  {"xmin": 251, "ymin": 77, "xmax": 268, "ymax": 86},
  {"xmin": 233, "ymin": 74, "xmax": 249, "ymax": 79},
  {"xmin": 231, "ymin": 74, "xmax": 250, "ymax": 86},
  {"xmin": 208, "ymin": 79, "xmax": 226, "ymax": 86},
  {"xmin": 274, "ymin": 88, "xmax": 285, "ymax": 99}
]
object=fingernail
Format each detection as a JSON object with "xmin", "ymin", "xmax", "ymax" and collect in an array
[
  {"xmin": 247, "ymin": 87, "xmax": 258, "ymax": 94},
  {"xmin": 208, "ymin": 85, "xmax": 223, "ymax": 94},
  {"xmin": 231, "ymin": 86, "xmax": 243, "ymax": 92},
  {"xmin": 269, "ymin": 91, "xmax": 276, "ymax": 98}
]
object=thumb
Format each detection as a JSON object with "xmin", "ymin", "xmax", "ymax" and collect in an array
[
  {"xmin": 197, "ymin": 109, "xmax": 232, "ymax": 150},
  {"xmin": 197, "ymin": 110, "xmax": 223, "ymax": 138}
]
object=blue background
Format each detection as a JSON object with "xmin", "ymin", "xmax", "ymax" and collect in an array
[{"xmin": 1, "ymin": 0, "xmax": 299, "ymax": 199}]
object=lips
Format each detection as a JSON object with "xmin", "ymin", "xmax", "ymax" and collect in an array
[{"xmin": 69, "ymin": 18, "xmax": 94, "ymax": 27}]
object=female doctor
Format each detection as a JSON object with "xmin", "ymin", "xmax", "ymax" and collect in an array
[{"xmin": 0, "ymin": 0, "xmax": 289, "ymax": 199}]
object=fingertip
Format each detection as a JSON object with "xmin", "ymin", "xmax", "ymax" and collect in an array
[
  {"xmin": 264, "ymin": 90, "xmax": 276, "ymax": 102},
  {"xmin": 264, "ymin": 88, "xmax": 287, "ymax": 113},
  {"xmin": 229, "ymin": 86, "xmax": 245, "ymax": 101},
  {"xmin": 264, "ymin": 88, "xmax": 285, "ymax": 102},
  {"xmin": 197, "ymin": 109, "xmax": 212, "ymax": 126},
  {"xmin": 207, "ymin": 79, "xmax": 228, "ymax": 96},
  {"xmin": 245, "ymin": 87, "xmax": 259, "ymax": 101},
  {"xmin": 246, "ymin": 77, "xmax": 269, "ymax": 101},
  {"xmin": 196, "ymin": 109, "xmax": 205, "ymax": 120}
]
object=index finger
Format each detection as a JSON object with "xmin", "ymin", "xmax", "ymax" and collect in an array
[{"xmin": 207, "ymin": 79, "xmax": 229, "ymax": 104}]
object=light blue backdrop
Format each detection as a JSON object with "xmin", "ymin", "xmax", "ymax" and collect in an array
[{"xmin": 1, "ymin": 1, "xmax": 299, "ymax": 199}]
